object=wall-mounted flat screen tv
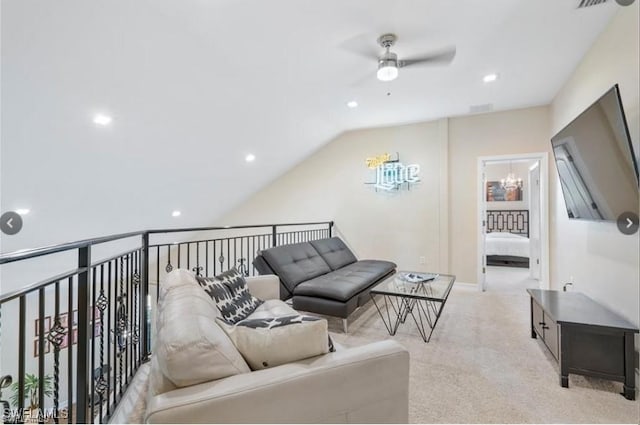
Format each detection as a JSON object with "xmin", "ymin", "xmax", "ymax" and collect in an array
[{"xmin": 551, "ymin": 84, "xmax": 639, "ymax": 221}]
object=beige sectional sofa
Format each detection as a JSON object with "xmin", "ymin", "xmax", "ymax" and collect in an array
[{"xmin": 145, "ymin": 269, "xmax": 410, "ymax": 423}]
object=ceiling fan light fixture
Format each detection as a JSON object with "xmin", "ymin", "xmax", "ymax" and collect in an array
[{"xmin": 377, "ymin": 61, "xmax": 398, "ymax": 82}]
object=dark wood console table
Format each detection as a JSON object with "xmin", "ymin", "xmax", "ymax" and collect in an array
[{"xmin": 527, "ymin": 289, "xmax": 638, "ymax": 400}]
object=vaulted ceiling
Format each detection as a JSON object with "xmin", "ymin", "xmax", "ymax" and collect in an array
[{"xmin": 1, "ymin": 0, "xmax": 619, "ymax": 251}]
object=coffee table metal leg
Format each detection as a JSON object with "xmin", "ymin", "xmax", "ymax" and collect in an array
[
  {"xmin": 400, "ymin": 298, "xmax": 417, "ymax": 323},
  {"xmin": 392, "ymin": 296, "xmax": 408, "ymax": 334},
  {"xmin": 430, "ymin": 293, "xmax": 449, "ymax": 332},
  {"xmin": 371, "ymin": 294, "xmax": 397, "ymax": 336},
  {"xmin": 408, "ymin": 302, "xmax": 428, "ymax": 342},
  {"xmin": 406, "ymin": 298, "xmax": 445, "ymax": 343},
  {"xmin": 371, "ymin": 294, "xmax": 412, "ymax": 336},
  {"xmin": 372, "ymin": 293, "xmax": 447, "ymax": 342},
  {"xmin": 409, "ymin": 299, "xmax": 431, "ymax": 342},
  {"xmin": 397, "ymin": 296, "xmax": 412, "ymax": 324}
]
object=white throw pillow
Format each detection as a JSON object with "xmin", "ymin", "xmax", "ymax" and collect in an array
[
  {"xmin": 155, "ymin": 281, "xmax": 251, "ymax": 387},
  {"xmin": 217, "ymin": 314, "xmax": 331, "ymax": 370}
]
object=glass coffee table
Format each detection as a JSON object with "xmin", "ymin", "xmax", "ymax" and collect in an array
[{"xmin": 369, "ymin": 271, "xmax": 456, "ymax": 342}]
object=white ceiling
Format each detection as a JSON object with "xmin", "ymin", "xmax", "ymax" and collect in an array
[{"xmin": 0, "ymin": 0, "xmax": 619, "ymax": 252}]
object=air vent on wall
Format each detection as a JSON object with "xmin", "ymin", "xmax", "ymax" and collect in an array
[{"xmin": 577, "ymin": 0, "xmax": 609, "ymax": 8}]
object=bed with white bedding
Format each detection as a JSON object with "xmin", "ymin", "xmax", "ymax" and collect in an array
[
  {"xmin": 485, "ymin": 210, "xmax": 530, "ymax": 267},
  {"xmin": 486, "ymin": 232, "xmax": 529, "ymax": 257}
]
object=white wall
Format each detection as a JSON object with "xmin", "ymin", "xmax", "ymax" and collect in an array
[
  {"xmin": 218, "ymin": 106, "xmax": 551, "ymax": 284},
  {"xmin": 449, "ymin": 107, "xmax": 551, "ymax": 282},
  {"xmin": 218, "ymin": 119, "xmax": 450, "ymax": 273},
  {"xmin": 549, "ymin": 2, "xmax": 639, "ymax": 327},
  {"xmin": 549, "ymin": 2, "xmax": 639, "ymax": 387}
]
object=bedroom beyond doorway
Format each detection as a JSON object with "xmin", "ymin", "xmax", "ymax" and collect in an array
[{"xmin": 477, "ymin": 153, "xmax": 549, "ymax": 292}]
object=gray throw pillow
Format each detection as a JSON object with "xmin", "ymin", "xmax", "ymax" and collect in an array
[{"xmin": 197, "ymin": 268, "xmax": 263, "ymax": 324}]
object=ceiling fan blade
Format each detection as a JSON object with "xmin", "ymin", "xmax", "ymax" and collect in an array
[
  {"xmin": 399, "ymin": 46, "xmax": 456, "ymax": 68},
  {"xmin": 339, "ymin": 33, "xmax": 381, "ymax": 61},
  {"xmin": 351, "ymin": 70, "xmax": 376, "ymax": 88}
]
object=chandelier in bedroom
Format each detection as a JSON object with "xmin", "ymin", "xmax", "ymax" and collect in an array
[{"xmin": 501, "ymin": 162, "xmax": 523, "ymax": 190}]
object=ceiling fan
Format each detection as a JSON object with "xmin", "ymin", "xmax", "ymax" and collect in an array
[{"xmin": 359, "ymin": 33, "xmax": 456, "ymax": 82}]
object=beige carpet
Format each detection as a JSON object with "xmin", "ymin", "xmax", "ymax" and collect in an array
[
  {"xmin": 326, "ymin": 268, "xmax": 639, "ymax": 423},
  {"xmin": 126, "ymin": 267, "xmax": 640, "ymax": 423}
]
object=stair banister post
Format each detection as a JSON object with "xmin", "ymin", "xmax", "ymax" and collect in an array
[
  {"xmin": 76, "ymin": 245, "xmax": 91, "ymax": 423},
  {"xmin": 140, "ymin": 232, "xmax": 150, "ymax": 359},
  {"xmin": 272, "ymin": 225, "xmax": 277, "ymax": 247}
]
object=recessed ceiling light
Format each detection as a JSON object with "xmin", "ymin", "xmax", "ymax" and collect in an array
[
  {"xmin": 171, "ymin": 210, "xmax": 181, "ymax": 217},
  {"xmin": 93, "ymin": 114, "xmax": 113, "ymax": 126},
  {"xmin": 483, "ymin": 73, "xmax": 498, "ymax": 83},
  {"xmin": 15, "ymin": 208, "xmax": 30, "ymax": 215},
  {"xmin": 347, "ymin": 100, "xmax": 358, "ymax": 108},
  {"xmin": 245, "ymin": 154, "xmax": 256, "ymax": 162}
]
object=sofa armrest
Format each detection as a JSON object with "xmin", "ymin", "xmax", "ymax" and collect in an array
[
  {"xmin": 246, "ymin": 274, "xmax": 280, "ymax": 300},
  {"xmin": 145, "ymin": 340, "xmax": 409, "ymax": 423}
]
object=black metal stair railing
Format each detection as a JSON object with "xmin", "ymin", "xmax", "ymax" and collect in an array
[
  {"xmin": 0, "ymin": 221, "xmax": 333, "ymax": 424},
  {"xmin": 148, "ymin": 225, "xmax": 333, "ymax": 283}
]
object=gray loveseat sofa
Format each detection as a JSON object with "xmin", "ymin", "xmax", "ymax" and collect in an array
[{"xmin": 254, "ymin": 237, "xmax": 396, "ymax": 331}]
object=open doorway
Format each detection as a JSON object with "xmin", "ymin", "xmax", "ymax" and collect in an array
[{"xmin": 476, "ymin": 153, "xmax": 549, "ymax": 292}]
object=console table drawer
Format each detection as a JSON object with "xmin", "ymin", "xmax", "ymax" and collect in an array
[
  {"xmin": 531, "ymin": 298, "xmax": 558, "ymax": 360},
  {"xmin": 543, "ymin": 315, "xmax": 558, "ymax": 360},
  {"xmin": 564, "ymin": 326, "xmax": 625, "ymax": 377},
  {"xmin": 532, "ymin": 299, "xmax": 544, "ymax": 337}
]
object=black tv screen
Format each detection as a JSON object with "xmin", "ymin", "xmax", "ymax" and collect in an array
[{"xmin": 551, "ymin": 85, "xmax": 639, "ymax": 221}]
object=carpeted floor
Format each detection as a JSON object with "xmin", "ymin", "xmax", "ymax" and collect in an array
[
  {"xmin": 127, "ymin": 268, "xmax": 640, "ymax": 423},
  {"xmin": 325, "ymin": 267, "xmax": 639, "ymax": 423}
]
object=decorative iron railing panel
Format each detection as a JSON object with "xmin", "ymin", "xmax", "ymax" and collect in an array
[
  {"xmin": 486, "ymin": 210, "xmax": 529, "ymax": 237},
  {"xmin": 0, "ymin": 221, "xmax": 332, "ymax": 423}
]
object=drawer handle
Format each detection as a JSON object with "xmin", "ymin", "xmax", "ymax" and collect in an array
[
  {"xmin": 542, "ymin": 325, "xmax": 549, "ymax": 330},
  {"xmin": 538, "ymin": 321, "xmax": 546, "ymax": 326}
]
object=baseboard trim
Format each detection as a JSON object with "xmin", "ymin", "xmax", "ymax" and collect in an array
[{"xmin": 454, "ymin": 281, "xmax": 477, "ymax": 288}]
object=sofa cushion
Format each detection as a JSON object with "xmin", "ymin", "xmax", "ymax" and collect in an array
[
  {"xmin": 156, "ymin": 277, "xmax": 222, "ymax": 332},
  {"xmin": 148, "ymin": 357, "xmax": 176, "ymax": 397},
  {"xmin": 293, "ymin": 260, "xmax": 396, "ymax": 302},
  {"xmin": 159, "ymin": 268, "xmax": 199, "ymax": 301},
  {"xmin": 261, "ymin": 242, "xmax": 332, "ymax": 293},
  {"xmin": 197, "ymin": 268, "xmax": 263, "ymax": 324},
  {"xmin": 309, "ymin": 238, "xmax": 358, "ymax": 271},
  {"xmin": 154, "ymin": 279, "xmax": 251, "ymax": 387},
  {"xmin": 217, "ymin": 314, "xmax": 330, "ymax": 370}
]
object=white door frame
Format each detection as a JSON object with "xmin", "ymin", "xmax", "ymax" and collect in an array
[
  {"xmin": 528, "ymin": 162, "xmax": 542, "ymax": 280},
  {"xmin": 476, "ymin": 152, "xmax": 550, "ymax": 291}
]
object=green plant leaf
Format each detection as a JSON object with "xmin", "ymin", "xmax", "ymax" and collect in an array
[{"xmin": 9, "ymin": 373, "xmax": 54, "ymax": 409}]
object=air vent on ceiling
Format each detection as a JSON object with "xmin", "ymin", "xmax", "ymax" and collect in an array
[
  {"xmin": 577, "ymin": 0, "xmax": 609, "ymax": 8},
  {"xmin": 469, "ymin": 103, "xmax": 493, "ymax": 114}
]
